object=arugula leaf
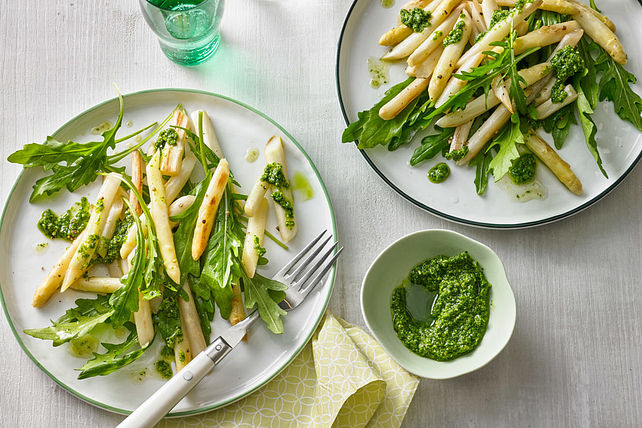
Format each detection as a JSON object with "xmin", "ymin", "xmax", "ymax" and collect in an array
[
  {"xmin": 342, "ymin": 78, "xmax": 421, "ymax": 149},
  {"xmin": 193, "ymin": 294, "xmax": 215, "ymax": 341},
  {"xmin": 24, "ymin": 296, "xmax": 114, "ymax": 346},
  {"xmin": 507, "ymin": 29, "xmax": 528, "ymax": 115},
  {"xmin": 241, "ymin": 272, "xmax": 288, "ymax": 334},
  {"xmin": 589, "ymin": 0, "xmax": 601, "ymax": 13},
  {"xmin": 409, "ymin": 127, "xmax": 455, "ymax": 166},
  {"xmin": 576, "ymin": 38, "xmax": 599, "ymax": 109},
  {"xmin": 487, "ymin": 115, "xmax": 524, "ymax": 181},
  {"xmin": 77, "ymin": 322, "xmax": 151, "ymax": 379},
  {"xmin": 153, "ymin": 292, "xmax": 183, "ymax": 349},
  {"xmin": 470, "ymin": 151, "xmax": 491, "ymax": 195},
  {"xmin": 594, "ymin": 46, "xmax": 642, "ymax": 131},
  {"xmin": 576, "ymin": 88, "xmax": 608, "ymax": 177},
  {"xmin": 8, "ymin": 95, "xmax": 172, "ymax": 202},
  {"xmin": 540, "ymin": 104, "xmax": 576, "ymax": 149}
]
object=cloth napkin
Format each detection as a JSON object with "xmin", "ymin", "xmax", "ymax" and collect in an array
[{"xmin": 160, "ymin": 312, "xmax": 419, "ymax": 428}]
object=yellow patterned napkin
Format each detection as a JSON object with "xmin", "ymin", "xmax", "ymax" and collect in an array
[{"xmin": 160, "ymin": 312, "xmax": 419, "ymax": 428}]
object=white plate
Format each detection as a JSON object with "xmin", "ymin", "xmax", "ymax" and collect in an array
[
  {"xmin": 337, "ymin": 0, "xmax": 642, "ymax": 228},
  {"xmin": 0, "ymin": 89, "xmax": 336, "ymax": 416}
]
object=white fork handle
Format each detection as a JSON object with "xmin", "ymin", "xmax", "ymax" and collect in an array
[{"xmin": 117, "ymin": 337, "xmax": 232, "ymax": 428}]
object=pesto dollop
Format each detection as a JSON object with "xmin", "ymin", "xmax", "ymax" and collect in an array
[
  {"xmin": 155, "ymin": 128, "xmax": 179, "ymax": 150},
  {"xmin": 261, "ymin": 162, "xmax": 290, "ymax": 188},
  {"xmin": 428, "ymin": 163, "xmax": 450, "ymax": 183},
  {"xmin": 38, "ymin": 197, "xmax": 90, "ymax": 241},
  {"xmin": 391, "ymin": 252, "xmax": 491, "ymax": 361},
  {"xmin": 400, "ymin": 8, "xmax": 432, "ymax": 33},
  {"xmin": 155, "ymin": 360, "xmax": 173, "ymax": 380},
  {"xmin": 271, "ymin": 190, "xmax": 295, "ymax": 229},
  {"xmin": 509, "ymin": 153, "xmax": 536, "ymax": 184},
  {"xmin": 444, "ymin": 146, "xmax": 469, "ymax": 161},
  {"xmin": 94, "ymin": 213, "xmax": 133, "ymax": 265},
  {"xmin": 254, "ymin": 235, "xmax": 266, "ymax": 257},
  {"xmin": 443, "ymin": 16, "xmax": 466, "ymax": 47},
  {"xmin": 550, "ymin": 45, "xmax": 584, "ymax": 103}
]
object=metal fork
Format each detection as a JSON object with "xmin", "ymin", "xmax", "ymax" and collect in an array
[{"xmin": 118, "ymin": 230, "xmax": 342, "ymax": 428}]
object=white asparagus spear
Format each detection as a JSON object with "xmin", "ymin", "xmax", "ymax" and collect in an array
[
  {"xmin": 265, "ymin": 137, "xmax": 297, "ymax": 243},
  {"xmin": 242, "ymin": 198, "xmax": 269, "ymax": 279},
  {"xmin": 174, "ymin": 327, "xmax": 192, "ymax": 372},
  {"xmin": 435, "ymin": 51, "xmax": 485, "ymax": 108},
  {"xmin": 429, "ymin": 11, "xmax": 472, "ymax": 101},
  {"xmin": 535, "ymin": 85, "xmax": 578, "ymax": 119},
  {"xmin": 61, "ymin": 176, "xmax": 121, "ymax": 292},
  {"xmin": 147, "ymin": 150, "xmax": 181, "ymax": 284},
  {"xmin": 406, "ymin": 46, "xmax": 444, "ymax": 77},
  {"xmin": 244, "ymin": 179, "xmax": 270, "ymax": 217},
  {"xmin": 513, "ymin": 21, "xmax": 580, "ymax": 55},
  {"xmin": 190, "ymin": 110, "xmax": 224, "ymax": 159},
  {"xmin": 467, "ymin": 0, "xmax": 487, "ymax": 33},
  {"xmin": 32, "ymin": 230, "xmax": 87, "ymax": 307},
  {"xmin": 160, "ymin": 108, "xmax": 192, "ymax": 176},
  {"xmin": 120, "ymin": 257, "xmax": 154, "ymax": 348},
  {"xmin": 70, "ymin": 277, "xmax": 122, "ymax": 294},
  {"xmin": 120, "ymin": 153, "xmax": 197, "ymax": 260},
  {"xmin": 525, "ymin": 131, "xmax": 582, "ymax": 195},
  {"xmin": 450, "ymin": 120, "xmax": 474, "ymax": 151},
  {"xmin": 481, "ymin": 0, "xmax": 498, "ymax": 28},
  {"xmin": 380, "ymin": 0, "xmax": 460, "ymax": 46},
  {"xmin": 177, "ymin": 282, "xmax": 207, "ymax": 356},
  {"xmin": 571, "ymin": 2, "xmax": 626, "ymax": 64},
  {"xmin": 192, "ymin": 159, "xmax": 230, "ymax": 260},
  {"xmin": 533, "ymin": 77, "xmax": 557, "ymax": 106},
  {"xmin": 229, "ymin": 283, "xmax": 247, "ymax": 327},
  {"xmin": 567, "ymin": 0, "xmax": 614, "ymax": 31},
  {"xmin": 407, "ymin": 6, "xmax": 464, "ymax": 66},
  {"xmin": 129, "ymin": 151, "xmax": 143, "ymax": 216},
  {"xmin": 167, "ymin": 195, "xmax": 196, "ymax": 229},
  {"xmin": 457, "ymin": 104, "xmax": 512, "ymax": 165},
  {"xmin": 99, "ymin": 195, "xmax": 124, "ymax": 241},
  {"xmin": 456, "ymin": 0, "xmax": 542, "ymax": 67},
  {"xmin": 496, "ymin": 0, "xmax": 576, "ymax": 14},
  {"xmin": 379, "ymin": 78, "xmax": 430, "ymax": 120},
  {"xmin": 382, "ymin": 2, "xmax": 463, "ymax": 61},
  {"xmin": 492, "ymin": 75, "xmax": 514, "ymax": 113},
  {"xmin": 435, "ymin": 62, "xmax": 551, "ymax": 127}
]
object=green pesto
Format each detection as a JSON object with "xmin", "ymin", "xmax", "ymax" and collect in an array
[
  {"xmin": 443, "ymin": 17, "xmax": 466, "ymax": 47},
  {"xmin": 444, "ymin": 146, "xmax": 469, "ymax": 161},
  {"xmin": 155, "ymin": 360, "xmax": 173, "ymax": 380},
  {"xmin": 36, "ymin": 243, "xmax": 48, "ymax": 249},
  {"xmin": 391, "ymin": 252, "xmax": 491, "ymax": 361},
  {"xmin": 428, "ymin": 163, "xmax": 450, "ymax": 183},
  {"xmin": 37, "ymin": 197, "xmax": 90, "ymax": 241},
  {"xmin": 489, "ymin": 9, "xmax": 510, "ymax": 29},
  {"xmin": 95, "ymin": 199, "xmax": 105, "ymax": 214},
  {"xmin": 78, "ymin": 234, "xmax": 100, "ymax": 259},
  {"xmin": 432, "ymin": 30, "xmax": 443, "ymax": 41},
  {"xmin": 254, "ymin": 235, "xmax": 266, "ymax": 257},
  {"xmin": 380, "ymin": 0, "xmax": 394, "ymax": 8},
  {"xmin": 293, "ymin": 171, "xmax": 314, "ymax": 201},
  {"xmin": 69, "ymin": 334, "xmax": 99, "ymax": 359},
  {"xmin": 94, "ymin": 214, "xmax": 133, "ymax": 265},
  {"xmin": 551, "ymin": 46, "xmax": 584, "ymax": 103},
  {"xmin": 155, "ymin": 128, "xmax": 179, "ymax": 150},
  {"xmin": 509, "ymin": 153, "xmax": 537, "ymax": 184},
  {"xmin": 271, "ymin": 190, "xmax": 295, "ymax": 229},
  {"xmin": 261, "ymin": 162, "xmax": 290, "ymax": 188},
  {"xmin": 179, "ymin": 350, "xmax": 186, "ymax": 363},
  {"xmin": 400, "ymin": 8, "xmax": 432, "ymax": 33},
  {"xmin": 368, "ymin": 57, "xmax": 390, "ymax": 89}
]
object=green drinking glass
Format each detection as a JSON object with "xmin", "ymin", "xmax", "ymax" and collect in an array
[{"xmin": 139, "ymin": 0, "xmax": 224, "ymax": 65}]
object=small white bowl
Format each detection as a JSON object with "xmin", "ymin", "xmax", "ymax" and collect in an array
[{"xmin": 361, "ymin": 229, "xmax": 516, "ymax": 379}]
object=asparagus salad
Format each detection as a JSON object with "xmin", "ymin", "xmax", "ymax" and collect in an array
[
  {"xmin": 8, "ymin": 93, "xmax": 300, "ymax": 380},
  {"xmin": 342, "ymin": 0, "xmax": 642, "ymax": 197}
]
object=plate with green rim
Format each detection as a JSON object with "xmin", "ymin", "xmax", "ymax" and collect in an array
[
  {"xmin": 336, "ymin": 0, "xmax": 642, "ymax": 228},
  {"xmin": 0, "ymin": 89, "xmax": 337, "ymax": 416}
]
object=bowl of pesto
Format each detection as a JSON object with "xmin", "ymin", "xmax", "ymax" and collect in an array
[{"xmin": 361, "ymin": 230, "xmax": 516, "ymax": 379}]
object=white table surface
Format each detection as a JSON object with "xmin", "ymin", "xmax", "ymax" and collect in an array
[{"xmin": 1, "ymin": 0, "xmax": 640, "ymax": 426}]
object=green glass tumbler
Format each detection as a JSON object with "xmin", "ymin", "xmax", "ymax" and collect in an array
[{"xmin": 139, "ymin": 0, "xmax": 224, "ymax": 65}]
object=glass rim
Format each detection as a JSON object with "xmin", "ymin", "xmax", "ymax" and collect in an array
[{"xmin": 143, "ymin": 0, "xmax": 210, "ymax": 11}]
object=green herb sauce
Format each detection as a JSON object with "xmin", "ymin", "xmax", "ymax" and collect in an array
[
  {"xmin": 428, "ymin": 163, "xmax": 450, "ymax": 183},
  {"xmin": 271, "ymin": 190, "xmax": 295, "ymax": 229},
  {"xmin": 37, "ymin": 197, "xmax": 90, "ymax": 241},
  {"xmin": 443, "ymin": 17, "xmax": 466, "ymax": 47},
  {"xmin": 444, "ymin": 146, "xmax": 469, "ymax": 161},
  {"xmin": 254, "ymin": 235, "xmax": 266, "ymax": 257},
  {"xmin": 245, "ymin": 147, "xmax": 259, "ymax": 163},
  {"xmin": 509, "ymin": 153, "xmax": 536, "ymax": 184},
  {"xmin": 94, "ymin": 214, "xmax": 134, "ymax": 265},
  {"xmin": 261, "ymin": 162, "xmax": 290, "ymax": 188},
  {"xmin": 400, "ymin": 8, "xmax": 432, "ymax": 33},
  {"xmin": 293, "ymin": 171, "xmax": 314, "ymax": 201},
  {"xmin": 90, "ymin": 121, "xmax": 113, "ymax": 135},
  {"xmin": 432, "ymin": 30, "xmax": 443, "ymax": 41},
  {"xmin": 380, "ymin": 0, "xmax": 394, "ymax": 8},
  {"xmin": 155, "ymin": 128, "xmax": 179, "ymax": 150},
  {"xmin": 69, "ymin": 334, "xmax": 99, "ymax": 359},
  {"xmin": 368, "ymin": 57, "xmax": 390, "ymax": 89},
  {"xmin": 391, "ymin": 252, "xmax": 491, "ymax": 361},
  {"xmin": 155, "ymin": 360, "xmax": 173, "ymax": 380},
  {"xmin": 489, "ymin": 9, "xmax": 510, "ymax": 29},
  {"xmin": 550, "ymin": 46, "xmax": 584, "ymax": 103}
]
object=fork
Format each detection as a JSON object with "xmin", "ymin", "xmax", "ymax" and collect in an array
[{"xmin": 118, "ymin": 230, "xmax": 342, "ymax": 428}]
